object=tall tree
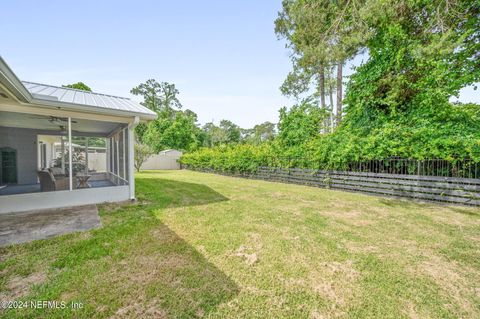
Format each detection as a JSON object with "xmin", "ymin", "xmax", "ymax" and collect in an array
[
  {"xmin": 318, "ymin": 64, "xmax": 326, "ymax": 109},
  {"xmin": 130, "ymin": 79, "xmax": 182, "ymax": 113},
  {"xmin": 275, "ymin": 0, "xmax": 369, "ymax": 126},
  {"xmin": 336, "ymin": 63, "xmax": 342, "ymax": 125},
  {"xmin": 130, "ymin": 79, "xmax": 184, "ymax": 143},
  {"xmin": 219, "ymin": 120, "xmax": 241, "ymax": 144}
]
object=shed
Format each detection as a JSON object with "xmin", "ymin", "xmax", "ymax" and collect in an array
[{"xmin": 141, "ymin": 149, "xmax": 183, "ymax": 170}]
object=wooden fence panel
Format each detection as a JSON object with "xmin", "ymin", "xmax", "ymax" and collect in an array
[{"xmin": 188, "ymin": 166, "xmax": 480, "ymax": 206}]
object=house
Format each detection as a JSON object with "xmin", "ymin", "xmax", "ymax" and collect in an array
[
  {"xmin": 141, "ymin": 149, "xmax": 183, "ymax": 170},
  {"xmin": 0, "ymin": 56, "xmax": 156, "ymax": 214}
]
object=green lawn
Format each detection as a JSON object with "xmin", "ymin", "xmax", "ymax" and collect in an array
[{"xmin": 1, "ymin": 170, "xmax": 479, "ymax": 318}]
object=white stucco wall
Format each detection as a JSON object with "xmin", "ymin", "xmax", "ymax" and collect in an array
[{"xmin": 0, "ymin": 127, "xmax": 38, "ymax": 184}]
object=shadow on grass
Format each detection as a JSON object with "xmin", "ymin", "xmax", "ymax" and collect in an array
[
  {"xmin": 1, "ymin": 176, "xmax": 237, "ymax": 318},
  {"xmin": 134, "ymin": 176, "xmax": 229, "ymax": 209}
]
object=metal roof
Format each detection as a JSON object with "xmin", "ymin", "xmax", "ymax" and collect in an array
[
  {"xmin": 0, "ymin": 55, "xmax": 157, "ymax": 120},
  {"xmin": 22, "ymin": 81, "xmax": 156, "ymax": 118}
]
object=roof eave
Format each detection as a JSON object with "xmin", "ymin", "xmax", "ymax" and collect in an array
[
  {"xmin": 29, "ymin": 98, "xmax": 158, "ymax": 121},
  {"xmin": 0, "ymin": 56, "xmax": 33, "ymax": 103}
]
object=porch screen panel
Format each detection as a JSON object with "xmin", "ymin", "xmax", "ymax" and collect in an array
[
  {"xmin": 110, "ymin": 138, "xmax": 115, "ymax": 174},
  {"xmin": 124, "ymin": 129, "xmax": 129, "ymax": 182},
  {"xmin": 0, "ymin": 112, "xmax": 73, "ymax": 196},
  {"xmin": 119, "ymin": 130, "xmax": 125, "ymax": 179},
  {"xmin": 114, "ymin": 135, "xmax": 119, "ymax": 176}
]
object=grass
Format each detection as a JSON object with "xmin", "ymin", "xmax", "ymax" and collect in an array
[{"xmin": 1, "ymin": 170, "xmax": 480, "ymax": 318}]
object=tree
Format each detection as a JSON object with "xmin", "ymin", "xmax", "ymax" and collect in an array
[
  {"xmin": 277, "ymin": 99, "xmax": 329, "ymax": 147},
  {"xmin": 219, "ymin": 120, "xmax": 241, "ymax": 144},
  {"xmin": 343, "ymin": 0, "xmax": 480, "ymax": 130},
  {"xmin": 130, "ymin": 79, "xmax": 182, "ymax": 113},
  {"xmin": 275, "ymin": 0, "xmax": 369, "ymax": 126},
  {"xmin": 63, "ymin": 82, "xmax": 92, "ymax": 92},
  {"xmin": 134, "ymin": 143, "xmax": 153, "ymax": 172},
  {"xmin": 202, "ymin": 122, "xmax": 224, "ymax": 147},
  {"xmin": 242, "ymin": 122, "xmax": 277, "ymax": 144},
  {"xmin": 130, "ymin": 79, "xmax": 184, "ymax": 143},
  {"xmin": 143, "ymin": 109, "xmax": 203, "ymax": 152}
]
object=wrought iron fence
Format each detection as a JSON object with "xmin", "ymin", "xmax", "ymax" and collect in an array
[
  {"xmin": 263, "ymin": 157, "xmax": 480, "ymax": 179},
  {"xmin": 343, "ymin": 158, "xmax": 479, "ymax": 178}
]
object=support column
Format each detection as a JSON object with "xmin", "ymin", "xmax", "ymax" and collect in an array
[
  {"xmin": 123, "ymin": 129, "xmax": 126, "ymax": 179},
  {"xmin": 61, "ymin": 137, "xmax": 65, "ymax": 174},
  {"xmin": 68, "ymin": 117, "xmax": 73, "ymax": 191},
  {"xmin": 85, "ymin": 137, "xmax": 89, "ymax": 174},
  {"xmin": 106, "ymin": 138, "xmax": 110, "ymax": 175},
  {"xmin": 128, "ymin": 116, "xmax": 139, "ymax": 200}
]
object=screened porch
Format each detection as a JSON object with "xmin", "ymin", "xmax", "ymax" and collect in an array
[{"xmin": 0, "ymin": 111, "xmax": 131, "ymax": 197}]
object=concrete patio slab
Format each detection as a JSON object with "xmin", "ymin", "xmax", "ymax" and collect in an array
[{"xmin": 0, "ymin": 205, "xmax": 101, "ymax": 247}]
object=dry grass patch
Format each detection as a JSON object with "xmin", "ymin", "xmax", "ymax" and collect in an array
[{"xmin": 0, "ymin": 271, "xmax": 47, "ymax": 300}]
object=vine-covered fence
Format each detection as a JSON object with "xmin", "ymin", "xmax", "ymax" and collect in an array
[{"xmin": 186, "ymin": 162, "xmax": 480, "ymax": 206}]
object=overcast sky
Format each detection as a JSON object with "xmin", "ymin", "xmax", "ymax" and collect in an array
[{"xmin": 2, "ymin": 1, "xmax": 478, "ymax": 128}]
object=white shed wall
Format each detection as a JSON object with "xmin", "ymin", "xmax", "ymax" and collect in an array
[{"xmin": 141, "ymin": 152, "xmax": 182, "ymax": 170}]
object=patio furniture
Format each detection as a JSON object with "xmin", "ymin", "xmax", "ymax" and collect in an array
[
  {"xmin": 76, "ymin": 173, "xmax": 92, "ymax": 188},
  {"xmin": 48, "ymin": 167, "xmax": 66, "ymax": 178},
  {"xmin": 37, "ymin": 170, "xmax": 76, "ymax": 192}
]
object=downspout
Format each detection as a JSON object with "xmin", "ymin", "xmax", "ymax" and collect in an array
[{"xmin": 128, "ymin": 116, "xmax": 140, "ymax": 200}]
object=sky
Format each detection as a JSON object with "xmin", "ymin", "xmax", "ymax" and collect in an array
[{"xmin": 1, "ymin": 1, "xmax": 478, "ymax": 128}]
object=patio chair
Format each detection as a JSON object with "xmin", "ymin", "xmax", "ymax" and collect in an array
[
  {"xmin": 48, "ymin": 167, "xmax": 66, "ymax": 178},
  {"xmin": 37, "ymin": 170, "xmax": 76, "ymax": 192}
]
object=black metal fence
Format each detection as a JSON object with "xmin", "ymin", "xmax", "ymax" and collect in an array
[
  {"xmin": 343, "ymin": 158, "xmax": 479, "ymax": 179},
  {"xmin": 267, "ymin": 157, "xmax": 480, "ymax": 179}
]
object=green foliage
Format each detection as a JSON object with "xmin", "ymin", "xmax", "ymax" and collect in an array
[
  {"xmin": 158, "ymin": 1, "xmax": 480, "ymax": 171},
  {"xmin": 134, "ymin": 143, "xmax": 153, "ymax": 172},
  {"xmin": 131, "ymin": 79, "xmax": 203, "ymax": 152},
  {"xmin": 242, "ymin": 122, "xmax": 277, "ymax": 145},
  {"xmin": 130, "ymin": 79, "xmax": 182, "ymax": 113},
  {"xmin": 182, "ymin": 102, "xmax": 480, "ymax": 173},
  {"xmin": 219, "ymin": 120, "xmax": 241, "ymax": 144},
  {"xmin": 143, "ymin": 108, "xmax": 203, "ymax": 153},
  {"xmin": 62, "ymin": 82, "xmax": 92, "ymax": 92},
  {"xmin": 54, "ymin": 150, "xmax": 86, "ymax": 175},
  {"xmin": 181, "ymin": 143, "xmax": 279, "ymax": 173},
  {"xmin": 277, "ymin": 99, "xmax": 330, "ymax": 147}
]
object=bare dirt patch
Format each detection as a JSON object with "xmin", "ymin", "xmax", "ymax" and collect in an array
[
  {"xmin": 2, "ymin": 271, "xmax": 47, "ymax": 299},
  {"xmin": 233, "ymin": 246, "xmax": 258, "ymax": 266},
  {"xmin": 231, "ymin": 233, "xmax": 263, "ymax": 266},
  {"xmin": 111, "ymin": 299, "xmax": 167, "ymax": 319}
]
